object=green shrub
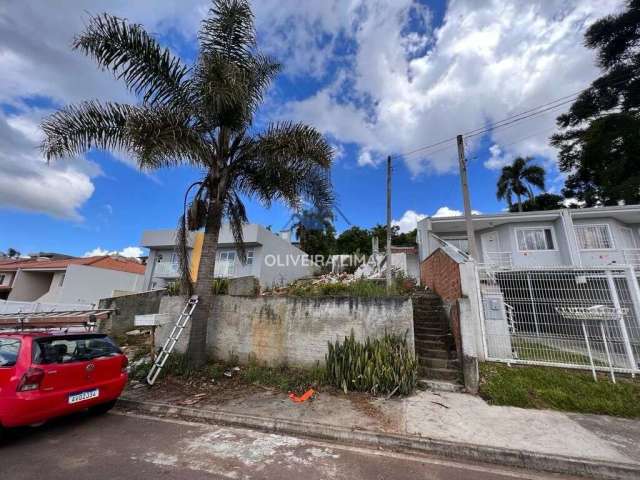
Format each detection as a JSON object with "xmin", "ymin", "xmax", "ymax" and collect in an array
[
  {"xmin": 212, "ymin": 278, "xmax": 229, "ymax": 294},
  {"xmin": 325, "ymin": 330, "xmax": 417, "ymax": 396},
  {"xmin": 165, "ymin": 281, "xmax": 182, "ymax": 296}
]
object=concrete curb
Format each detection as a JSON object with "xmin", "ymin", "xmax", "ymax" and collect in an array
[{"xmin": 116, "ymin": 397, "xmax": 640, "ymax": 480}]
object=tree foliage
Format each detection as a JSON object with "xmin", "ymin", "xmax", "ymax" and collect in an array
[
  {"xmin": 551, "ymin": 0, "xmax": 640, "ymax": 206},
  {"xmin": 496, "ymin": 156, "xmax": 546, "ymax": 212},
  {"xmin": 40, "ymin": 0, "xmax": 334, "ymax": 367},
  {"xmin": 507, "ymin": 193, "xmax": 567, "ymax": 212}
]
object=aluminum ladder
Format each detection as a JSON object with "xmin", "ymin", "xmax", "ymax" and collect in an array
[{"xmin": 146, "ymin": 295, "xmax": 198, "ymax": 386}]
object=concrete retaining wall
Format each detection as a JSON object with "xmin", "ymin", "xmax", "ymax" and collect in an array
[
  {"xmin": 157, "ymin": 295, "xmax": 414, "ymax": 367},
  {"xmin": 98, "ymin": 289, "xmax": 165, "ymax": 338}
]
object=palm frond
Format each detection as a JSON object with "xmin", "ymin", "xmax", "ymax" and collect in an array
[
  {"xmin": 126, "ymin": 107, "xmax": 211, "ymax": 169},
  {"xmin": 199, "ymin": 0, "xmax": 256, "ymax": 65},
  {"xmin": 521, "ymin": 164, "xmax": 546, "ymax": 191},
  {"xmin": 74, "ymin": 13, "xmax": 190, "ymax": 106},
  {"xmin": 236, "ymin": 121, "xmax": 334, "ymax": 211},
  {"xmin": 225, "ymin": 190, "xmax": 248, "ymax": 262},
  {"xmin": 40, "ymin": 101, "xmax": 137, "ymax": 161}
]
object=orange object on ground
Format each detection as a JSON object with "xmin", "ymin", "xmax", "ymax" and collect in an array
[{"xmin": 288, "ymin": 388, "xmax": 316, "ymax": 403}]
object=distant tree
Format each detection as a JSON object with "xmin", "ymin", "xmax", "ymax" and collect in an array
[
  {"xmin": 496, "ymin": 157, "xmax": 546, "ymax": 212},
  {"xmin": 6, "ymin": 248, "xmax": 20, "ymax": 258},
  {"xmin": 551, "ymin": 1, "xmax": 640, "ymax": 206},
  {"xmin": 292, "ymin": 208, "xmax": 336, "ymax": 258},
  {"xmin": 370, "ymin": 224, "xmax": 401, "ymax": 250},
  {"xmin": 508, "ymin": 193, "xmax": 565, "ymax": 212},
  {"xmin": 394, "ymin": 229, "xmax": 417, "ymax": 246},
  {"xmin": 40, "ymin": 1, "xmax": 333, "ymax": 367},
  {"xmin": 335, "ymin": 226, "xmax": 372, "ymax": 255}
]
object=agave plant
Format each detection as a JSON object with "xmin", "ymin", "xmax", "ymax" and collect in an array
[
  {"xmin": 40, "ymin": 0, "xmax": 334, "ymax": 367},
  {"xmin": 326, "ymin": 330, "xmax": 417, "ymax": 396}
]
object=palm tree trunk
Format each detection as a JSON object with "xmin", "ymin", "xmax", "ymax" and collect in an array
[
  {"xmin": 517, "ymin": 194, "xmax": 523, "ymax": 212},
  {"xmin": 187, "ymin": 200, "xmax": 224, "ymax": 368}
]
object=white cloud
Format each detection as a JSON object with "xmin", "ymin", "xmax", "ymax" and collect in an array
[
  {"xmin": 433, "ymin": 206, "xmax": 481, "ymax": 218},
  {"xmin": 84, "ymin": 246, "xmax": 144, "ymax": 258},
  {"xmin": 357, "ymin": 150, "xmax": 375, "ymax": 167},
  {"xmin": 0, "ymin": 0, "xmax": 209, "ymax": 219},
  {"xmin": 269, "ymin": 0, "xmax": 622, "ymax": 176},
  {"xmin": 0, "ymin": 108, "xmax": 98, "ymax": 219},
  {"xmin": 392, "ymin": 210, "xmax": 427, "ymax": 233},
  {"xmin": 484, "ymin": 144, "xmax": 511, "ymax": 170}
]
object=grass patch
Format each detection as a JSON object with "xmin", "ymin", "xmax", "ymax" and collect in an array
[
  {"xmin": 479, "ymin": 362, "xmax": 640, "ymax": 418},
  {"xmin": 511, "ymin": 337, "xmax": 606, "ymax": 366}
]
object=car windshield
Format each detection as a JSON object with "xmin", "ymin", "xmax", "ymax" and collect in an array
[
  {"xmin": 33, "ymin": 335, "xmax": 120, "ymax": 364},
  {"xmin": 0, "ymin": 338, "xmax": 21, "ymax": 367}
]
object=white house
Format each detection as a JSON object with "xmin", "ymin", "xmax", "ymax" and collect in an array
[
  {"xmin": 417, "ymin": 205, "xmax": 640, "ymax": 269},
  {"xmin": 140, "ymin": 224, "xmax": 316, "ymax": 290},
  {"xmin": 0, "ymin": 256, "xmax": 145, "ymax": 305}
]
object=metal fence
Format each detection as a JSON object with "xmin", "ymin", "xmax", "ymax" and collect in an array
[{"xmin": 477, "ymin": 265, "xmax": 640, "ymax": 380}]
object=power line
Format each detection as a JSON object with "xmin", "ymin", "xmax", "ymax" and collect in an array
[{"xmin": 392, "ymin": 69, "xmax": 638, "ymax": 160}]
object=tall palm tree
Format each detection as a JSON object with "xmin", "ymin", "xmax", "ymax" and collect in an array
[
  {"xmin": 496, "ymin": 157, "xmax": 546, "ymax": 212},
  {"xmin": 40, "ymin": 0, "xmax": 334, "ymax": 367}
]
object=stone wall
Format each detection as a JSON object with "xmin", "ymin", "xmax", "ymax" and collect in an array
[
  {"xmin": 98, "ymin": 289, "xmax": 165, "ymax": 338},
  {"xmin": 157, "ymin": 295, "xmax": 414, "ymax": 367}
]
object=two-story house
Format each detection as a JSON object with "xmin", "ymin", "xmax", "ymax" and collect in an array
[
  {"xmin": 0, "ymin": 256, "xmax": 145, "ymax": 304},
  {"xmin": 417, "ymin": 205, "xmax": 640, "ymax": 269},
  {"xmin": 141, "ymin": 224, "xmax": 315, "ymax": 290}
]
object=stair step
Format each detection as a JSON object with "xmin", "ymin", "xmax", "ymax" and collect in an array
[
  {"xmin": 418, "ymin": 356, "xmax": 459, "ymax": 369},
  {"xmin": 415, "ymin": 339, "xmax": 447, "ymax": 350},
  {"xmin": 418, "ymin": 379, "xmax": 464, "ymax": 393},
  {"xmin": 415, "ymin": 348, "xmax": 450, "ymax": 359},
  {"xmin": 419, "ymin": 367, "xmax": 460, "ymax": 381},
  {"xmin": 414, "ymin": 328, "xmax": 448, "ymax": 336},
  {"xmin": 415, "ymin": 333, "xmax": 449, "ymax": 341}
]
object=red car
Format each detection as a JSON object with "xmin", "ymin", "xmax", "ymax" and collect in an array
[{"xmin": 0, "ymin": 332, "xmax": 128, "ymax": 438}]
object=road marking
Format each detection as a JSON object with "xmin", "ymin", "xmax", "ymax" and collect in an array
[{"xmin": 111, "ymin": 411, "xmax": 573, "ymax": 479}]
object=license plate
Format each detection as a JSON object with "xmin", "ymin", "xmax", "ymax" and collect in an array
[{"xmin": 68, "ymin": 389, "xmax": 99, "ymax": 404}]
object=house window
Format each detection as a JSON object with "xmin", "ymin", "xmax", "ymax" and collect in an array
[
  {"xmin": 442, "ymin": 238, "xmax": 469, "ymax": 253},
  {"xmin": 0, "ymin": 274, "xmax": 5, "ymax": 285},
  {"xmin": 575, "ymin": 224, "xmax": 613, "ymax": 250},
  {"xmin": 218, "ymin": 251, "xmax": 236, "ymax": 275},
  {"xmin": 245, "ymin": 250, "xmax": 254, "ymax": 265},
  {"xmin": 516, "ymin": 228, "xmax": 555, "ymax": 251}
]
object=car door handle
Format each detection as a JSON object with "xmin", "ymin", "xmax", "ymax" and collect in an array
[{"xmin": 47, "ymin": 370, "xmax": 58, "ymax": 374}]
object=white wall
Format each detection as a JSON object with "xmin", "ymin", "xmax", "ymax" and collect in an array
[
  {"xmin": 7, "ymin": 270, "xmax": 54, "ymax": 301},
  {"xmin": 254, "ymin": 226, "xmax": 316, "ymax": 287},
  {"xmin": 56, "ymin": 265, "xmax": 144, "ymax": 305},
  {"xmin": 36, "ymin": 271, "xmax": 66, "ymax": 303}
]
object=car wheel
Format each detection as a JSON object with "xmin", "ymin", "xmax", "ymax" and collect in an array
[{"xmin": 89, "ymin": 400, "xmax": 117, "ymax": 415}]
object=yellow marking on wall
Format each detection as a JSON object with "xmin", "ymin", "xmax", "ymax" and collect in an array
[{"xmin": 189, "ymin": 232, "xmax": 205, "ymax": 281}]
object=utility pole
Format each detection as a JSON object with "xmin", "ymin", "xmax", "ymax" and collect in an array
[
  {"xmin": 386, "ymin": 155, "xmax": 392, "ymax": 291},
  {"xmin": 457, "ymin": 135, "xmax": 478, "ymax": 260}
]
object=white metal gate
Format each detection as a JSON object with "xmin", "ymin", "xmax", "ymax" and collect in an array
[{"xmin": 477, "ymin": 265, "xmax": 640, "ymax": 378}]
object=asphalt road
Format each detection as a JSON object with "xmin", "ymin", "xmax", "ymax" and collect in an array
[{"xmin": 1, "ymin": 410, "xmax": 579, "ymax": 480}]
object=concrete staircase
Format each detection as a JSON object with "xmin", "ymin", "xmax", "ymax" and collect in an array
[{"xmin": 412, "ymin": 291, "xmax": 462, "ymax": 389}]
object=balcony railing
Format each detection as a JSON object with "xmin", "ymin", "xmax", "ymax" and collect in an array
[
  {"xmin": 153, "ymin": 261, "xmax": 179, "ymax": 278},
  {"xmin": 622, "ymin": 249, "xmax": 640, "ymax": 268},
  {"xmin": 482, "ymin": 251, "xmax": 513, "ymax": 268}
]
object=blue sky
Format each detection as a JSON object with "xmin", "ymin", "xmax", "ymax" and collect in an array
[{"xmin": 0, "ymin": 0, "xmax": 621, "ymax": 257}]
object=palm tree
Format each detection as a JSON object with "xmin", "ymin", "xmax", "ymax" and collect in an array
[
  {"xmin": 40, "ymin": 0, "xmax": 334, "ymax": 367},
  {"xmin": 496, "ymin": 157, "xmax": 546, "ymax": 212}
]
